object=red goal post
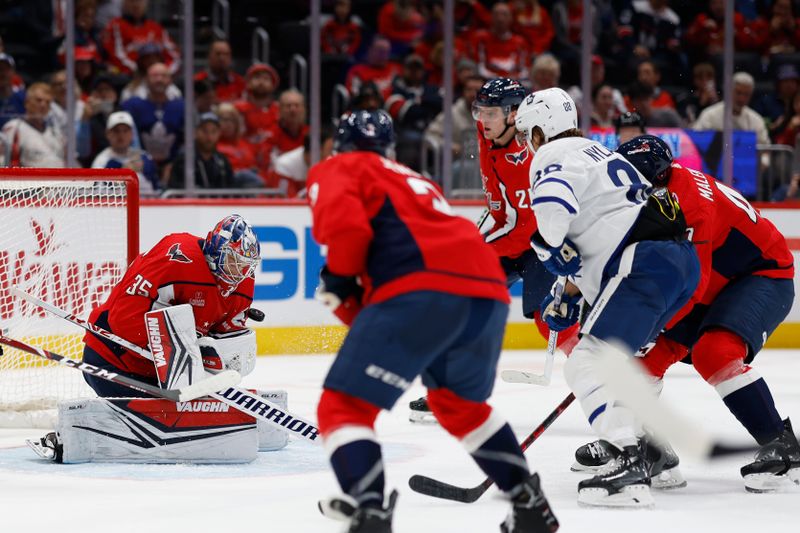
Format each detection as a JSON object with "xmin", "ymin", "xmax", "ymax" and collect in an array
[{"xmin": 0, "ymin": 168, "xmax": 139, "ymax": 427}]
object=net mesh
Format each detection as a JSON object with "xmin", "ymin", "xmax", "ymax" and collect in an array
[{"xmin": 0, "ymin": 175, "xmax": 133, "ymax": 427}]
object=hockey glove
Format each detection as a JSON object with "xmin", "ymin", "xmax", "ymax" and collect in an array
[
  {"xmin": 540, "ymin": 288, "xmax": 582, "ymax": 332},
  {"xmin": 316, "ymin": 265, "xmax": 364, "ymax": 326},
  {"xmin": 531, "ymin": 231, "xmax": 582, "ymax": 276}
]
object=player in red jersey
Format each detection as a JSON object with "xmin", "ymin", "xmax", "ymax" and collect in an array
[
  {"xmin": 311, "ymin": 110, "xmax": 559, "ymax": 533},
  {"xmin": 81, "ymin": 214, "xmax": 261, "ymax": 396},
  {"xmin": 409, "ymin": 79, "xmax": 579, "ymax": 423},
  {"xmin": 612, "ymin": 135, "xmax": 800, "ymax": 492}
]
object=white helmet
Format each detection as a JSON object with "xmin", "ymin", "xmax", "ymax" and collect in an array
[{"xmin": 514, "ymin": 88, "xmax": 578, "ymax": 149}]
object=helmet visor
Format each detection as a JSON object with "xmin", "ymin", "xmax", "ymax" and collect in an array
[{"xmin": 471, "ymin": 101, "xmax": 506, "ymax": 122}]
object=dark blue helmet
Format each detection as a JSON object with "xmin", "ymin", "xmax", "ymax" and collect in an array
[
  {"xmin": 472, "ymin": 78, "xmax": 527, "ymax": 117},
  {"xmin": 616, "ymin": 134, "xmax": 674, "ymax": 187},
  {"xmin": 334, "ymin": 109, "xmax": 395, "ymax": 156}
]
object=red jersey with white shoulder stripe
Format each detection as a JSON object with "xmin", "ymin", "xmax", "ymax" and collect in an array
[
  {"xmin": 477, "ymin": 121, "xmax": 538, "ymax": 259},
  {"xmin": 307, "ymin": 152, "xmax": 509, "ymax": 306},
  {"xmin": 83, "ymin": 233, "xmax": 254, "ymax": 378},
  {"xmin": 665, "ymin": 163, "xmax": 794, "ymax": 326}
]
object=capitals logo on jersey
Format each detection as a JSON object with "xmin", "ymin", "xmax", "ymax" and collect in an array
[
  {"xmin": 504, "ymin": 146, "xmax": 530, "ymax": 166},
  {"xmin": 167, "ymin": 243, "xmax": 192, "ymax": 263}
]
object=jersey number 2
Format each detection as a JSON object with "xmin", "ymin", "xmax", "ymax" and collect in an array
[
  {"xmin": 407, "ymin": 177, "xmax": 454, "ymax": 215},
  {"xmin": 607, "ymin": 159, "xmax": 648, "ymax": 204}
]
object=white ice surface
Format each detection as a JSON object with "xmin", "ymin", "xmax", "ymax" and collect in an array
[{"xmin": 1, "ymin": 350, "xmax": 798, "ymax": 533}]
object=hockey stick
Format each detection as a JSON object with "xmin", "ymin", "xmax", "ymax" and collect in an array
[
  {"xmin": 0, "ymin": 334, "xmax": 238, "ymax": 402},
  {"xmin": 408, "ymin": 392, "xmax": 575, "ymax": 503},
  {"xmin": 501, "ymin": 277, "xmax": 565, "ymax": 386},
  {"xmin": 595, "ymin": 341, "xmax": 760, "ymax": 460},
  {"xmin": 13, "ymin": 287, "xmax": 321, "ymax": 444}
]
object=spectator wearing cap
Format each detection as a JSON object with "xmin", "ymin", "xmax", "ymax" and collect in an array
[
  {"xmin": 193, "ymin": 39, "xmax": 245, "ymax": 103},
  {"xmin": 425, "ymin": 74, "xmax": 484, "ymax": 156},
  {"xmin": 615, "ymin": 111, "xmax": 647, "ymax": 144},
  {"xmin": 763, "ymin": 0, "xmax": 800, "ymax": 55},
  {"xmin": 511, "ymin": 0, "xmax": 554, "ymax": 55},
  {"xmin": 216, "ymin": 103, "xmax": 264, "ymax": 188},
  {"xmin": 121, "ymin": 62, "xmax": 185, "ymax": 166},
  {"xmin": 0, "ymin": 53, "xmax": 25, "ymax": 128},
  {"xmin": 378, "ymin": 0, "xmax": 425, "ymax": 53},
  {"xmin": 567, "ymin": 55, "xmax": 628, "ymax": 118},
  {"xmin": 757, "ymin": 63, "xmax": 800, "ymax": 128},
  {"xmin": 530, "ymin": 53, "xmax": 560, "ymax": 91},
  {"xmin": 77, "ymin": 73, "xmax": 120, "ymax": 165},
  {"xmin": 168, "ymin": 112, "xmax": 235, "ymax": 189},
  {"xmin": 267, "ymin": 126, "xmax": 336, "ymax": 197},
  {"xmin": 469, "ymin": 2, "xmax": 530, "ymax": 81},
  {"xmin": 2, "ymin": 83, "xmax": 66, "ymax": 167},
  {"xmin": 345, "ymin": 36, "xmax": 402, "ymax": 100},
  {"xmin": 260, "ymin": 89, "xmax": 309, "ymax": 172},
  {"xmin": 102, "ymin": 0, "xmax": 181, "ymax": 76},
  {"xmin": 627, "ymin": 81, "xmax": 683, "ymax": 128},
  {"xmin": 349, "ymin": 82, "xmax": 384, "ymax": 111},
  {"xmin": 693, "ymin": 72, "xmax": 769, "ymax": 146},
  {"xmin": 685, "ymin": 0, "xmax": 766, "ymax": 59},
  {"xmin": 321, "ymin": 0, "xmax": 363, "ymax": 58},
  {"xmin": 676, "ymin": 62, "xmax": 719, "ymax": 124},
  {"xmin": 234, "ymin": 63, "xmax": 280, "ymax": 150},
  {"xmin": 92, "ymin": 111, "xmax": 159, "ymax": 193},
  {"xmin": 120, "ymin": 43, "xmax": 182, "ymax": 102}
]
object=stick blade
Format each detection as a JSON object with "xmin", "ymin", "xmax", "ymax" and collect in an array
[
  {"xmin": 501, "ymin": 370, "xmax": 550, "ymax": 386},
  {"xmin": 176, "ymin": 370, "xmax": 241, "ymax": 402},
  {"xmin": 408, "ymin": 475, "xmax": 485, "ymax": 503}
]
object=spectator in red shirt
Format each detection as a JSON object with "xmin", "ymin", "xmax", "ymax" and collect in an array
[
  {"xmin": 216, "ymin": 102, "xmax": 264, "ymax": 188},
  {"xmin": 259, "ymin": 89, "xmax": 309, "ymax": 173},
  {"xmin": 470, "ymin": 2, "xmax": 530, "ymax": 81},
  {"xmin": 58, "ymin": 0, "xmax": 104, "ymax": 68},
  {"xmin": 234, "ymin": 63, "xmax": 280, "ymax": 150},
  {"xmin": 345, "ymin": 36, "xmax": 402, "ymax": 100},
  {"xmin": 378, "ymin": 0, "xmax": 425, "ymax": 52},
  {"xmin": 684, "ymin": 0, "xmax": 765, "ymax": 58},
  {"xmin": 102, "ymin": 0, "xmax": 181, "ymax": 76},
  {"xmin": 511, "ymin": 0, "xmax": 555, "ymax": 55},
  {"xmin": 455, "ymin": 0, "xmax": 492, "ymax": 32},
  {"xmin": 763, "ymin": 0, "xmax": 800, "ymax": 55},
  {"xmin": 634, "ymin": 59, "xmax": 676, "ymax": 110},
  {"xmin": 322, "ymin": 0, "xmax": 362, "ymax": 58},
  {"xmin": 194, "ymin": 40, "xmax": 246, "ymax": 103}
]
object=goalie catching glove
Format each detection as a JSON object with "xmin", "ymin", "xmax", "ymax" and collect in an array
[
  {"xmin": 316, "ymin": 265, "xmax": 364, "ymax": 325},
  {"xmin": 531, "ymin": 231, "xmax": 582, "ymax": 276},
  {"xmin": 198, "ymin": 329, "xmax": 257, "ymax": 376},
  {"xmin": 540, "ymin": 285, "xmax": 582, "ymax": 332}
]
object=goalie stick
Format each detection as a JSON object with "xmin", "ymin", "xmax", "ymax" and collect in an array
[
  {"xmin": 408, "ymin": 392, "xmax": 575, "ymax": 503},
  {"xmin": 501, "ymin": 277, "xmax": 565, "ymax": 386},
  {"xmin": 0, "ymin": 334, "xmax": 238, "ymax": 402},
  {"xmin": 13, "ymin": 287, "xmax": 321, "ymax": 444},
  {"xmin": 595, "ymin": 341, "xmax": 760, "ymax": 460}
]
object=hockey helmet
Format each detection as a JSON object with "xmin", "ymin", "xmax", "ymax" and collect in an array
[
  {"xmin": 203, "ymin": 215, "xmax": 261, "ymax": 296},
  {"xmin": 615, "ymin": 111, "xmax": 646, "ymax": 135},
  {"xmin": 617, "ymin": 134, "xmax": 674, "ymax": 187},
  {"xmin": 334, "ymin": 109, "xmax": 395, "ymax": 156},
  {"xmin": 471, "ymin": 78, "xmax": 527, "ymax": 119},
  {"xmin": 514, "ymin": 87, "xmax": 578, "ymax": 149}
]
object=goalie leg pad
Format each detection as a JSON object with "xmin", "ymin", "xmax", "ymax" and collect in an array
[
  {"xmin": 55, "ymin": 397, "xmax": 258, "ymax": 464},
  {"xmin": 565, "ymin": 335, "xmax": 638, "ymax": 448}
]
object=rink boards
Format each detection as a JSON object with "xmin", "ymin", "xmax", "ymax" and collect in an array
[{"xmin": 138, "ymin": 200, "xmax": 800, "ymax": 354}]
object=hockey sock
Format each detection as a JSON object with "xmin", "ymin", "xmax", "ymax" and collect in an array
[
  {"xmin": 640, "ymin": 336, "xmax": 690, "ymax": 379},
  {"xmin": 427, "ymin": 388, "xmax": 529, "ymax": 492},
  {"xmin": 693, "ymin": 329, "xmax": 784, "ymax": 445}
]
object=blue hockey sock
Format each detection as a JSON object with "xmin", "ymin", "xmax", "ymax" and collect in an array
[
  {"xmin": 329, "ymin": 439, "xmax": 385, "ymax": 507},
  {"xmin": 720, "ymin": 377, "xmax": 784, "ymax": 445},
  {"xmin": 469, "ymin": 423, "xmax": 530, "ymax": 492}
]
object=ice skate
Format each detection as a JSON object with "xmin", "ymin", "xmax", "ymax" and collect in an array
[
  {"xmin": 500, "ymin": 473, "xmax": 559, "ymax": 533},
  {"xmin": 408, "ymin": 396, "xmax": 437, "ymax": 424},
  {"xmin": 26, "ymin": 431, "xmax": 63, "ymax": 463},
  {"xmin": 741, "ymin": 418, "xmax": 800, "ymax": 493},
  {"xmin": 577, "ymin": 445, "xmax": 654, "ymax": 508},
  {"xmin": 570, "ymin": 439, "xmax": 615, "ymax": 472}
]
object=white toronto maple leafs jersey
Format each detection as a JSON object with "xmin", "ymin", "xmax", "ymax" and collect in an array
[{"xmin": 530, "ymin": 136, "xmax": 651, "ymax": 304}]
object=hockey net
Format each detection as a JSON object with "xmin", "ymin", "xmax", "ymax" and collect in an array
[{"xmin": 0, "ymin": 168, "xmax": 139, "ymax": 427}]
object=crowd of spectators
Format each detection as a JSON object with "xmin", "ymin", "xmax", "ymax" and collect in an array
[{"xmin": 1, "ymin": 0, "xmax": 800, "ymax": 199}]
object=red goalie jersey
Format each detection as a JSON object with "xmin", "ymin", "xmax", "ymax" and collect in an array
[
  {"xmin": 84, "ymin": 233, "xmax": 254, "ymax": 378},
  {"xmin": 308, "ymin": 152, "xmax": 509, "ymax": 306},
  {"xmin": 477, "ymin": 121, "xmax": 538, "ymax": 259},
  {"xmin": 666, "ymin": 163, "xmax": 794, "ymax": 326}
]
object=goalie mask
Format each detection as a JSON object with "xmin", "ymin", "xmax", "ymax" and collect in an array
[{"xmin": 203, "ymin": 215, "xmax": 261, "ymax": 296}]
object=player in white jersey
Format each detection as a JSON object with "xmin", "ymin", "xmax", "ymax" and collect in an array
[{"xmin": 515, "ymin": 88, "xmax": 700, "ymax": 508}]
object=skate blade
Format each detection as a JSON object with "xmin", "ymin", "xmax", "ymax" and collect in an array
[
  {"xmin": 408, "ymin": 411, "xmax": 438, "ymax": 425},
  {"xmin": 652, "ymin": 467, "xmax": 687, "ymax": 490},
  {"xmin": 25, "ymin": 438, "xmax": 55, "ymax": 461},
  {"xmin": 570, "ymin": 460, "xmax": 609, "ymax": 473},
  {"xmin": 318, "ymin": 496, "xmax": 356, "ymax": 522},
  {"xmin": 744, "ymin": 468, "xmax": 800, "ymax": 493},
  {"xmin": 578, "ymin": 484, "xmax": 655, "ymax": 508}
]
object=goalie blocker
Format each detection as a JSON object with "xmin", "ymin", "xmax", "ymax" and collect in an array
[{"xmin": 28, "ymin": 391, "xmax": 290, "ymax": 464}]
